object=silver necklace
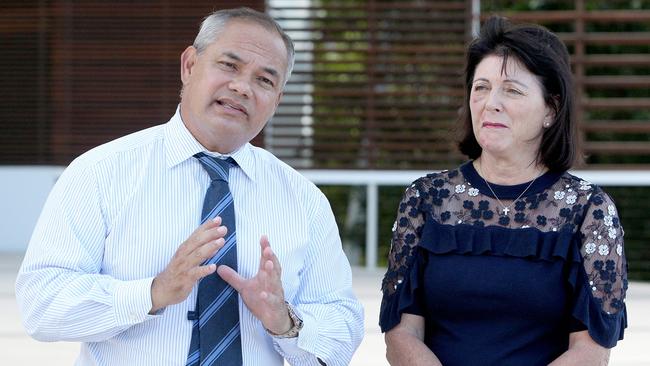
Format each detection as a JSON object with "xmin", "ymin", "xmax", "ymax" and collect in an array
[{"xmin": 477, "ymin": 162, "xmax": 542, "ymax": 216}]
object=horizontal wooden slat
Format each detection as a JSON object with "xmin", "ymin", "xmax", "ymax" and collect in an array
[
  {"xmin": 273, "ymin": 142, "xmax": 456, "ymax": 152},
  {"xmin": 268, "ymin": 3, "xmax": 466, "ymax": 11},
  {"xmin": 273, "ymin": 13, "xmax": 467, "ymax": 21},
  {"xmin": 575, "ymin": 54, "xmax": 650, "ymax": 66},
  {"xmin": 282, "ymin": 91, "xmax": 465, "ymax": 99},
  {"xmin": 272, "ymin": 110, "xmax": 458, "ymax": 118},
  {"xmin": 584, "ymin": 142, "xmax": 650, "ymax": 154},
  {"xmin": 495, "ymin": 10, "xmax": 650, "ymax": 22},
  {"xmin": 559, "ymin": 32, "xmax": 650, "ymax": 45},
  {"xmin": 584, "ymin": 76, "xmax": 650, "ymax": 88},
  {"xmin": 583, "ymin": 122, "xmax": 650, "ymax": 133},
  {"xmin": 582, "ymin": 98, "xmax": 650, "ymax": 109}
]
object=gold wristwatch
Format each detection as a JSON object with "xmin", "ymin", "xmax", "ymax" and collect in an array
[{"xmin": 267, "ymin": 302, "xmax": 303, "ymax": 338}]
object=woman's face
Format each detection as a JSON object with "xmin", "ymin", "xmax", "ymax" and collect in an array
[{"xmin": 470, "ymin": 55, "xmax": 553, "ymax": 161}]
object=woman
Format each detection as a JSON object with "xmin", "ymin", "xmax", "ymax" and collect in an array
[{"xmin": 380, "ymin": 16, "xmax": 627, "ymax": 366}]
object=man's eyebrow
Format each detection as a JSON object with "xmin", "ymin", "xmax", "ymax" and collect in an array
[
  {"xmin": 224, "ymin": 52, "xmax": 243, "ymax": 62},
  {"xmin": 262, "ymin": 67, "xmax": 279, "ymax": 79}
]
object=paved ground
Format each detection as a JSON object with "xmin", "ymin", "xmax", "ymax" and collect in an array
[{"xmin": 2, "ymin": 253, "xmax": 648, "ymax": 365}]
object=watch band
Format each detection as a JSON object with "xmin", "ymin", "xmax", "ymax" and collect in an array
[{"xmin": 266, "ymin": 301, "xmax": 303, "ymax": 338}]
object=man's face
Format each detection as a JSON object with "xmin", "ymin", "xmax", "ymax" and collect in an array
[{"xmin": 179, "ymin": 19, "xmax": 287, "ymax": 153}]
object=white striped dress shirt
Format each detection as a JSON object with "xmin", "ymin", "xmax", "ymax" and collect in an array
[{"xmin": 15, "ymin": 108, "xmax": 364, "ymax": 366}]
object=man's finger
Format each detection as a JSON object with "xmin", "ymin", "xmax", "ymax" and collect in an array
[
  {"xmin": 191, "ymin": 263, "xmax": 217, "ymax": 281},
  {"xmin": 193, "ymin": 225, "xmax": 227, "ymax": 251},
  {"xmin": 260, "ymin": 235, "xmax": 270, "ymax": 249},
  {"xmin": 264, "ymin": 258, "xmax": 274, "ymax": 272},
  {"xmin": 177, "ymin": 217, "xmax": 222, "ymax": 256},
  {"xmin": 189, "ymin": 237, "xmax": 224, "ymax": 266},
  {"xmin": 217, "ymin": 265, "xmax": 245, "ymax": 292},
  {"xmin": 262, "ymin": 243, "xmax": 282, "ymax": 279},
  {"xmin": 257, "ymin": 235, "xmax": 270, "ymax": 270}
]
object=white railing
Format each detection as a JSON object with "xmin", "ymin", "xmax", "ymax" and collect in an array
[
  {"xmin": 300, "ymin": 169, "xmax": 650, "ymax": 270},
  {"xmin": 3, "ymin": 166, "xmax": 649, "ymax": 265}
]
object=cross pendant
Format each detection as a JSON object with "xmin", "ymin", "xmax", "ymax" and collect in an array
[{"xmin": 502, "ymin": 207, "xmax": 510, "ymax": 216}]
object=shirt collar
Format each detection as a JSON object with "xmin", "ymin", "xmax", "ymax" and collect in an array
[{"xmin": 164, "ymin": 105, "xmax": 257, "ymax": 182}]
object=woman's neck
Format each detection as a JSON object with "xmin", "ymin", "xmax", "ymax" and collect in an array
[{"xmin": 474, "ymin": 154, "xmax": 546, "ymax": 185}]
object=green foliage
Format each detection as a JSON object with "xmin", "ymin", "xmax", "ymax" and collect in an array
[
  {"xmin": 378, "ymin": 186, "xmax": 407, "ymax": 266},
  {"xmin": 605, "ymin": 186, "xmax": 650, "ymax": 281}
]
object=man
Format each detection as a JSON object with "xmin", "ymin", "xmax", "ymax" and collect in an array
[{"xmin": 16, "ymin": 7, "xmax": 364, "ymax": 366}]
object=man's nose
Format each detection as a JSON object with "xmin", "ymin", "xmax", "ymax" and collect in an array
[{"xmin": 228, "ymin": 77, "xmax": 251, "ymax": 98}]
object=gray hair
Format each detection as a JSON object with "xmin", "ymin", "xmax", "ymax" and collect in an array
[{"xmin": 193, "ymin": 7, "xmax": 295, "ymax": 87}]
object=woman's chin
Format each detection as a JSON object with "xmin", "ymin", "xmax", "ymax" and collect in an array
[{"xmin": 478, "ymin": 141, "xmax": 510, "ymax": 156}]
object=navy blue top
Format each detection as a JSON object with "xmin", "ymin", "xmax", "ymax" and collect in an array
[{"xmin": 380, "ymin": 162, "xmax": 627, "ymax": 366}]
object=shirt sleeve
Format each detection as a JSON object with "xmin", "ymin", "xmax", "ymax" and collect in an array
[
  {"xmin": 15, "ymin": 160, "xmax": 158, "ymax": 342},
  {"xmin": 379, "ymin": 180, "xmax": 427, "ymax": 333},
  {"xmin": 571, "ymin": 188, "xmax": 628, "ymax": 347},
  {"xmin": 271, "ymin": 192, "xmax": 364, "ymax": 366}
]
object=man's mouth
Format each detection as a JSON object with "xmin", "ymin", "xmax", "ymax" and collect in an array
[{"xmin": 216, "ymin": 98, "xmax": 248, "ymax": 116}]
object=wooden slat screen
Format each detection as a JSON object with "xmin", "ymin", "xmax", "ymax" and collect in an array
[
  {"xmin": 0, "ymin": 0, "xmax": 264, "ymax": 165},
  {"xmin": 1, "ymin": 2, "xmax": 49, "ymax": 164},
  {"xmin": 268, "ymin": 0, "xmax": 649, "ymax": 169},
  {"xmin": 485, "ymin": 0, "xmax": 650, "ymax": 168},
  {"xmin": 1, "ymin": 1, "xmax": 648, "ymax": 168},
  {"xmin": 267, "ymin": 0, "xmax": 470, "ymax": 169}
]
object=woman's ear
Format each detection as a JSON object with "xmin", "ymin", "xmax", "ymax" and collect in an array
[
  {"xmin": 543, "ymin": 95, "xmax": 560, "ymax": 128},
  {"xmin": 543, "ymin": 114, "xmax": 553, "ymax": 128}
]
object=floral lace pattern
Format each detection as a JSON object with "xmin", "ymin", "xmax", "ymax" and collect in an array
[{"xmin": 382, "ymin": 163, "xmax": 627, "ymax": 316}]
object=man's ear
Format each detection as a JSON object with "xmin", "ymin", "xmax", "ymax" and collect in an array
[{"xmin": 180, "ymin": 46, "xmax": 198, "ymax": 85}]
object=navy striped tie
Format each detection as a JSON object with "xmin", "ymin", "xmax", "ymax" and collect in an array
[{"xmin": 187, "ymin": 153, "xmax": 242, "ymax": 366}]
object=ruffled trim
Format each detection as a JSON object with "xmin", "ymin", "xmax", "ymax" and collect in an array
[
  {"xmin": 412, "ymin": 214, "xmax": 627, "ymax": 347},
  {"xmin": 419, "ymin": 213, "xmax": 576, "ymax": 262},
  {"xmin": 379, "ymin": 250, "xmax": 423, "ymax": 333}
]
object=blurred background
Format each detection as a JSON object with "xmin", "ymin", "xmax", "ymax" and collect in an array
[{"xmin": 1, "ymin": 0, "xmax": 648, "ymax": 364}]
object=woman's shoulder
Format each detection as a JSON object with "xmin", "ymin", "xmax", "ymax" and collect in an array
[
  {"xmin": 410, "ymin": 165, "xmax": 465, "ymax": 191},
  {"xmin": 553, "ymin": 171, "xmax": 616, "ymax": 206}
]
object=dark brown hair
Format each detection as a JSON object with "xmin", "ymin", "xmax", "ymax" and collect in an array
[{"xmin": 457, "ymin": 16, "xmax": 577, "ymax": 171}]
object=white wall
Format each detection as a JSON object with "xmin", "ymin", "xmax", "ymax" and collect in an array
[{"xmin": 0, "ymin": 166, "xmax": 64, "ymax": 252}]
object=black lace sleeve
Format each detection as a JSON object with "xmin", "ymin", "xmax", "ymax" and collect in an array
[
  {"xmin": 379, "ymin": 179, "xmax": 428, "ymax": 332},
  {"xmin": 572, "ymin": 188, "xmax": 628, "ymax": 347},
  {"xmin": 580, "ymin": 189, "xmax": 628, "ymax": 314}
]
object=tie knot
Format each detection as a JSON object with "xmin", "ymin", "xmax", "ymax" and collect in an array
[{"xmin": 194, "ymin": 152, "xmax": 236, "ymax": 182}]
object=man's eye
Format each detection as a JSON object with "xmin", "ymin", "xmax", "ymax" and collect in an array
[
  {"xmin": 220, "ymin": 62, "xmax": 236, "ymax": 69},
  {"xmin": 259, "ymin": 77, "xmax": 274, "ymax": 87}
]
